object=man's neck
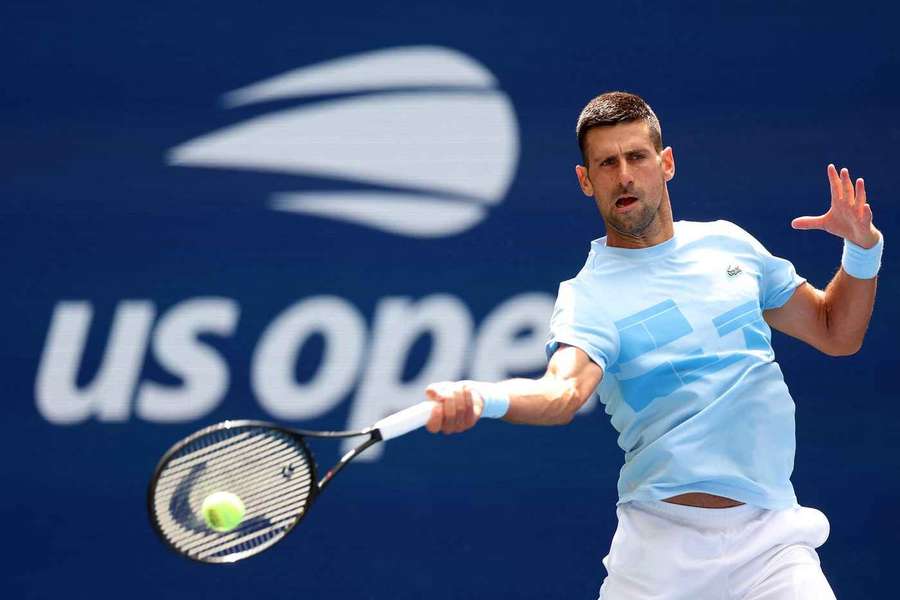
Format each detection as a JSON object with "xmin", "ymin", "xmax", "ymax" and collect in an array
[{"xmin": 606, "ymin": 195, "xmax": 675, "ymax": 249}]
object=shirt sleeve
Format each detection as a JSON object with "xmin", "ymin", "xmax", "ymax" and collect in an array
[
  {"xmin": 723, "ymin": 221, "xmax": 807, "ymax": 310},
  {"xmin": 545, "ymin": 279, "xmax": 619, "ymax": 370}
]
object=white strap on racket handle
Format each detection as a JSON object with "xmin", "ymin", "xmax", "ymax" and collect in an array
[{"xmin": 374, "ymin": 401, "xmax": 437, "ymax": 441}]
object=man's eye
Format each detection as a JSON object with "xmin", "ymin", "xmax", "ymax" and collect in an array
[
  {"xmin": 628, "ymin": 153, "xmax": 646, "ymax": 161},
  {"xmin": 600, "ymin": 158, "xmax": 615, "ymax": 167}
]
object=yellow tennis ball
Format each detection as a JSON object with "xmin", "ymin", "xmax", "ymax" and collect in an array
[{"xmin": 201, "ymin": 491, "xmax": 246, "ymax": 532}]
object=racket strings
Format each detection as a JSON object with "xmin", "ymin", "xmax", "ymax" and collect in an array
[{"xmin": 151, "ymin": 425, "xmax": 315, "ymax": 562}]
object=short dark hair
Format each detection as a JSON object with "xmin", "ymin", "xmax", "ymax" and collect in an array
[{"xmin": 576, "ymin": 91, "xmax": 662, "ymax": 163}]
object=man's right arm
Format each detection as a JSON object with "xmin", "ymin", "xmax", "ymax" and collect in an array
[{"xmin": 424, "ymin": 344, "xmax": 604, "ymax": 434}]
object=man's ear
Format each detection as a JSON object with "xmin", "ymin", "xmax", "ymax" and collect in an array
[
  {"xmin": 662, "ymin": 147, "xmax": 675, "ymax": 182},
  {"xmin": 575, "ymin": 165, "xmax": 594, "ymax": 197}
]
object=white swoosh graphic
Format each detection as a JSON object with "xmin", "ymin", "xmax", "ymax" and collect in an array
[
  {"xmin": 168, "ymin": 91, "xmax": 518, "ymax": 202},
  {"xmin": 167, "ymin": 46, "xmax": 520, "ymax": 238},
  {"xmin": 271, "ymin": 192, "xmax": 485, "ymax": 238},
  {"xmin": 223, "ymin": 46, "xmax": 496, "ymax": 107}
]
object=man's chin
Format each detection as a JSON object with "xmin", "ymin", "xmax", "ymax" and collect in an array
[{"xmin": 607, "ymin": 210, "xmax": 657, "ymax": 238}]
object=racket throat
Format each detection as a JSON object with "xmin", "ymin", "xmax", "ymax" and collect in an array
[{"xmin": 317, "ymin": 432, "xmax": 382, "ymax": 492}]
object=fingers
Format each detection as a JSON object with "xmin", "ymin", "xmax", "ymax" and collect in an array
[
  {"xmin": 423, "ymin": 381, "xmax": 480, "ymax": 435},
  {"xmin": 813, "ymin": 163, "xmax": 873, "ymax": 240},
  {"xmin": 828, "ymin": 163, "xmax": 858, "ymax": 208},
  {"xmin": 827, "ymin": 163, "xmax": 841, "ymax": 205},
  {"xmin": 791, "ymin": 215, "xmax": 827, "ymax": 230},
  {"xmin": 856, "ymin": 177, "xmax": 867, "ymax": 219},
  {"xmin": 443, "ymin": 386, "xmax": 457, "ymax": 430},
  {"xmin": 840, "ymin": 167, "xmax": 855, "ymax": 208},
  {"xmin": 829, "ymin": 163, "xmax": 872, "ymax": 216},
  {"xmin": 425, "ymin": 383, "xmax": 449, "ymax": 433},
  {"xmin": 425, "ymin": 402, "xmax": 443, "ymax": 433}
]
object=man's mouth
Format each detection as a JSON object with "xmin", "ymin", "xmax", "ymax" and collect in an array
[{"xmin": 615, "ymin": 196, "xmax": 638, "ymax": 209}]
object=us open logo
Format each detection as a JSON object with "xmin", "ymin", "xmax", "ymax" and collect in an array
[
  {"xmin": 36, "ymin": 48, "xmax": 550, "ymax": 458},
  {"xmin": 167, "ymin": 46, "xmax": 520, "ymax": 238}
]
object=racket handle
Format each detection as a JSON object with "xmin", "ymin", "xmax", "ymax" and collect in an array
[{"xmin": 374, "ymin": 401, "xmax": 437, "ymax": 441}]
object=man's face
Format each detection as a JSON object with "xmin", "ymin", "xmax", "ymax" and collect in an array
[{"xmin": 575, "ymin": 121, "xmax": 675, "ymax": 238}]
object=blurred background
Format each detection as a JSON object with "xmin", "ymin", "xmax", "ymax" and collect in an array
[{"xmin": 2, "ymin": 1, "xmax": 898, "ymax": 598}]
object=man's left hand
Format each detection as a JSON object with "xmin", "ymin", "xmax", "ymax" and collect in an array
[{"xmin": 792, "ymin": 163, "xmax": 880, "ymax": 248}]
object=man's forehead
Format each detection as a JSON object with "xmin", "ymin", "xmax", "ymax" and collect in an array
[{"xmin": 584, "ymin": 121, "xmax": 655, "ymax": 157}]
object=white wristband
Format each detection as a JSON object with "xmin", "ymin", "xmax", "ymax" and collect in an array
[
  {"xmin": 842, "ymin": 234, "xmax": 883, "ymax": 279},
  {"xmin": 469, "ymin": 383, "xmax": 510, "ymax": 419}
]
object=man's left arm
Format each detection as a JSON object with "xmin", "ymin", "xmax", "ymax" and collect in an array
[{"xmin": 764, "ymin": 163, "xmax": 882, "ymax": 356}]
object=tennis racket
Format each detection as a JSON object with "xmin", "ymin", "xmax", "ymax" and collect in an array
[{"xmin": 147, "ymin": 400, "xmax": 436, "ymax": 564}]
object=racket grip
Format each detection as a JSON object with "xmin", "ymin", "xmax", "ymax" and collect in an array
[{"xmin": 374, "ymin": 401, "xmax": 437, "ymax": 441}]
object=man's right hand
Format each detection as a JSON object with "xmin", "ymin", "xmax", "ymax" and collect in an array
[
  {"xmin": 424, "ymin": 381, "xmax": 484, "ymax": 434},
  {"xmin": 423, "ymin": 345, "xmax": 602, "ymax": 431}
]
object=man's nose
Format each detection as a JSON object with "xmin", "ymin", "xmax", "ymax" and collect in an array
[{"xmin": 617, "ymin": 162, "xmax": 634, "ymax": 187}]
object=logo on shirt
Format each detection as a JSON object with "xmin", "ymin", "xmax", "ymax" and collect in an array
[{"xmin": 726, "ymin": 264, "xmax": 743, "ymax": 277}]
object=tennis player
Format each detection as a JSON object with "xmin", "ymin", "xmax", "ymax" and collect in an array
[{"xmin": 424, "ymin": 92, "xmax": 882, "ymax": 599}]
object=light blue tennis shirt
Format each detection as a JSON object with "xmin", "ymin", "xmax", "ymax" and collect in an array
[{"xmin": 546, "ymin": 220, "xmax": 806, "ymax": 509}]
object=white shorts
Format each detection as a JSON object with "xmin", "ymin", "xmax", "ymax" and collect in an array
[{"xmin": 598, "ymin": 500, "xmax": 836, "ymax": 600}]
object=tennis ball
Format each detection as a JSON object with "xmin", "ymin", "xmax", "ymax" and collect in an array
[{"xmin": 201, "ymin": 491, "xmax": 246, "ymax": 532}]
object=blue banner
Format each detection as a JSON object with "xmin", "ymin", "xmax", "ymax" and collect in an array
[{"xmin": 3, "ymin": 1, "xmax": 897, "ymax": 598}]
